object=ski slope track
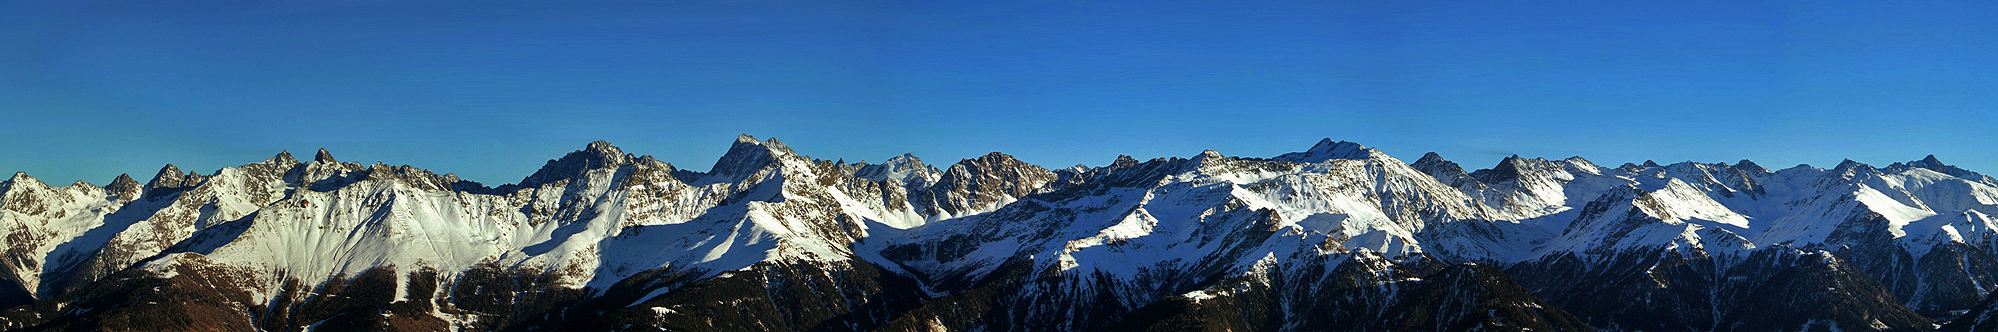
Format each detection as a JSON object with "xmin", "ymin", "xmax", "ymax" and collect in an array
[{"xmin": 2, "ymin": 136, "xmax": 1996, "ymax": 331}]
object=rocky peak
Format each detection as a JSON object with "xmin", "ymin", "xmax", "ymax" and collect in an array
[
  {"xmin": 1889, "ymin": 154, "xmax": 1952, "ymax": 173},
  {"xmin": 1412, "ymin": 152, "xmax": 1465, "ymax": 173},
  {"xmin": 1274, "ymin": 138, "xmax": 1382, "ymax": 163},
  {"xmin": 1471, "ymin": 155, "xmax": 1532, "ymax": 184},
  {"xmin": 1412, "ymin": 152, "xmax": 1473, "ymax": 186},
  {"xmin": 1886, "ymin": 154, "xmax": 1996, "ymax": 185},
  {"xmin": 105, "ymin": 173, "xmax": 142, "ymax": 200},
  {"xmin": 918, "ymin": 152, "xmax": 1058, "ymax": 217},
  {"xmin": 707, "ymin": 134, "xmax": 798, "ymax": 182},
  {"xmin": 2, "ymin": 172, "xmax": 37, "ymax": 194},
  {"xmin": 269, "ymin": 150, "xmax": 298, "ymax": 165},
  {"xmin": 1111, "ymin": 155, "xmax": 1140, "ymax": 170},
  {"xmin": 1734, "ymin": 159, "xmax": 1770, "ymax": 174},
  {"xmin": 144, "ymin": 164, "xmax": 200, "ymax": 190},
  {"xmin": 357, "ymin": 163, "xmax": 465, "ymax": 192},
  {"xmin": 314, "ymin": 148, "xmax": 338, "ymax": 164},
  {"xmin": 1197, "ymin": 149, "xmax": 1225, "ymax": 160},
  {"xmin": 517, "ymin": 140, "xmax": 636, "ymax": 188},
  {"xmin": 855, "ymin": 153, "xmax": 940, "ymax": 187},
  {"xmin": 1917, "ymin": 154, "xmax": 1944, "ymax": 168},
  {"xmin": 1824, "ymin": 159, "xmax": 1882, "ymax": 183},
  {"xmin": 1832, "ymin": 159, "xmax": 1873, "ymax": 173}
]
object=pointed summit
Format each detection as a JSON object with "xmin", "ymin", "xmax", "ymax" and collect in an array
[
  {"xmin": 1197, "ymin": 149, "xmax": 1225, "ymax": 160},
  {"xmin": 1112, "ymin": 155, "xmax": 1140, "ymax": 168},
  {"xmin": 8, "ymin": 171, "xmax": 28, "ymax": 183},
  {"xmin": 1886, "ymin": 154, "xmax": 1996, "ymax": 184},
  {"xmin": 1734, "ymin": 159, "xmax": 1770, "ymax": 174},
  {"xmin": 1471, "ymin": 155, "xmax": 1536, "ymax": 184},
  {"xmin": 1274, "ymin": 138, "xmax": 1382, "ymax": 163},
  {"xmin": 1414, "ymin": 152, "xmax": 1448, "ymax": 165},
  {"xmin": 516, "ymin": 140, "xmax": 635, "ymax": 187},
  {"xmin": 1412, "ymin": 152, "xmax": 1477, "ymax": 186},
  {"xmin": 856, "ymin": 153, "xmax": 941, "ymax": 187},
  {"xmin": 920, "ymin": 151, "xmax": 1058, "ymax": 217},
  {"xmin": 106, "ymin": 173, "xmax": 140, "ymax": 190},
  {"xmin": 271, "ymin": 150, "xmax": 297, "ymax": 165},
  {"xmin": 146, "ymin": 164, "xmax": 187, "ymax": 189},
  {"xmin": 1831, "ymin": 159, "xmax": 1876, "ymax": 177},
  {"xmin": 314, "ymin": 148, "xmax": 338, "ymax": 163},
  {"xmin": 584, "ymin": 140, "xmax": 624, "ymax": 158},
  {"xmin": 708, "ymin": 134, "xmax": 798, "ymax": 181},
  {"xmin": 105, "ymin": 173, "xmax": 143, "ymax": 200}
]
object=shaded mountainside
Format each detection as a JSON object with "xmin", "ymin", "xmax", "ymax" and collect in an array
[{"xmin": 2, "ymin": 135, "xmax": 1996, "ymax": 331}]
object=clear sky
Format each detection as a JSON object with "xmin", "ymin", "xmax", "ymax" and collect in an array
[{"xmin": 3, "ymin": 1, "xmax": 1995, "ymax": 185}]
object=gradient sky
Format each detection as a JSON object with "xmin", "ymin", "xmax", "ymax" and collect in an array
[{"xmin": 3, "ymin": 1, "xmax": 1995, "ymax": 185}]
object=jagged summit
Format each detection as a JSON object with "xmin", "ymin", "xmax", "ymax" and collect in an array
[
  {"xmin": 1833, "ymin": 158, "xmax": 1873, "ymax": 173},
  {"xmin": 5, "ymin": 171, "xmax": 30, "ymax": 187},
  {"xmin": 1735, "ymin": 159, "xmax": 1770, "ymax": 174},
  {"xmin": 1411, "ymin": 152, "xmax": 1459, "ymax": 171},
  {"xmin": 1471, "ymin": 155, "xmax": 1532, "ymax": 184},
  {"xmin": 1197, "ymin": 149, "xmax": 1225, "ymax": 159},
  {"xmin": 1887, "ymin": 154, "xmax": 1997, "ymax": 185},
  {"xmin": 707, "ymin": 134, "xmax": 797, "ymax": 181},
  {"xmin": 314, "ymin": 148, "xmax": 337, "ymax": 163},
  {"xmin": 1415, "ymin": 151, "xmax": 1447, "ymax": 164},
  {"xmin": 1920, "ymin": 154, "xmax": 1944, "ymax": 166},
  {"xmin": 1411, "ymin": 152, "xmax": 1472, "ymax": 184},
  {"xmin": 269, "ymin": 150, "xmax": 297, "ymax": 165},
  {"xmin": 104, "ymin": 173, "xmax": 141, "ymax": 198},
  {"xmin": 515, "ymin": 140, "xmax": 637, "ymax": 188},
  {"xmin": 144, "ymin": 164, "xmax": 190, "ymax": 190},
  {"xmin": 3, "ymin": 137, "xmax": 1997, "ymax": 332},
  {"xmin": 854, "ymin": 152, "xmax": 940, "ymax": 186}
]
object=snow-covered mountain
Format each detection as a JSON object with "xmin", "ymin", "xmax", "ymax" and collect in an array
[{"xmin": 1, "ymin": 136, "xmax": 1994, "ymax": 331}]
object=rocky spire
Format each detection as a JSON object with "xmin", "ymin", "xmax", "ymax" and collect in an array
[
  {"xmin": 707, "ymin": 134, "xmax": 798, "ymax": 182},
  {"xmin": 919, "ymin": 152, "xmax": 1058, "ymax": 217},
  {"xmin": 145, "ymin": 164, "xmax": 187, "ymax": 190},
  {"xmin": 516, "ymin": 140, "xmax": 635, "ymax": 188},
  {"xmin": 4, "ymin": 171, "xmax": 33, "ymax": 190},
  {"xmin": 1885, "ymin": 154, "xmax": 1997, "ymax": 185},
  {"xmin": 1734, "ymin": 159, "xmax": 1769, "ymax": 174},
  {"xmin": 1918, "ymin": 154, "xmax": 1944, "ymax": 167},
  {"xmin": 1472, "ymin": 155, "xmax": 1530, "ymax": 184},
  {"xmin": 265, "ymin": 150, "xmax": 298, "ymax": 165},
  {"xmin": 1111, "ymin": 155, "xmax": 1140, "ymax": 169},
  {"xmin": 314, "ymin": 148, "xmax": 338, "ymax": 163},
  {"xmin": 855, "ymin": 153, "xmax": 940, "ymax": 187},
  {"xmin": 105, "ymin": 173, "xmax": 142, "ymax": 200},
  {"xmin": 1411, "ymin": 152, "xmax": 1472, "ymax": 185},
  {"xmin": 1830, "ymin": 159, "xmax": 1877, "ymax": 179}
]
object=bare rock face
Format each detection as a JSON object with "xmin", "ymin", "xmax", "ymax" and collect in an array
[
  {"xmin": 2, "ymin": 137, "xmax": 1998, "ymax": 331},
  {"xmin": 912, "ymin": 152, "xmax": 1057, "ymax": 218}
]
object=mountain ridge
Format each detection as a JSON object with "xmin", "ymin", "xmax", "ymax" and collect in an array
[{"xmin": 1, "ymin": 135, "xmax": 1994, "ymax": 331}]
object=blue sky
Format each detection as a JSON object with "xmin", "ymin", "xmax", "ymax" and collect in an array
[{"xmin": 2, "ymin": 1, "xmax": 1994, "ymax": 185}]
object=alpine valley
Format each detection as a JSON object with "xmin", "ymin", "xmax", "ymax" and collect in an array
[{"xmin": 4, "ymin": 135, "xmax": 1998, "ymax": 331}]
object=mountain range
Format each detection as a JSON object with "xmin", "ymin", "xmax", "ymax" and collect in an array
[{"xmin": 3, "ymin": 135, "xmax": 1998, "ymax": 331}]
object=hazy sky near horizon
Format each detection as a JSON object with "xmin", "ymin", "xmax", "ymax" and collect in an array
[{"xmin": 3, "ymin": 1, "xmax": 1995, "ymax": 185}]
